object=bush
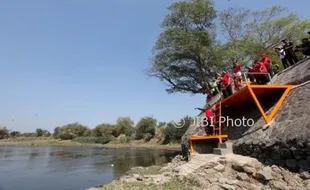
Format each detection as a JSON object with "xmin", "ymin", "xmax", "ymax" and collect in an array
[
  {"xmin": 92, "ymin": 124, "xmax": 115, "ymax": 137},
  {"xmin": 143, "ymin": 133, "xmax": 153, "ymax": 142},
  {"xmin": 135, "ymin": 117, "xmax": 157, "ymax": 140},
  {"xmin": 58, "ymin": 123, "xmax": 90, "ymax": 140},
  {"xmin": 36, "ymin": 128, "xmax": 44, "ymax": 137},
  {"xmin": 72, "ymin": 136, "xmax": 110, "ymax": 144},
  {"xmin": 163, "ymin": 116, "xmax": 193, "ymax": 144},
  {"xmin": 21, "ymin": 132, "xmax": 36, "ymax": 137},
  {"xmin": 73, "ymin": 137, "xmax": 97, "ymax": 144},
  {"xmin": 114, "ymin": 117, "xmax": 134, "ymax": 137},
  {"xmin": 0, "ymin": 126, "xmax": 9, "ymax": 139},
  {"xmin": 10, "ymin": 131, "xmax": 21, "ymax": 138},
  {"xmin": 53, "ymin": 127, "xmax": 61, "ymax": 139},
  {"xmin": 95, "ymin": 136, "xmax": 110, "ymax": 144}
]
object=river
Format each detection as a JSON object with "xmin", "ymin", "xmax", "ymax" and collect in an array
[{"xmin": 0, "ymin": 146, "xmax": 179, "ymax": 190}]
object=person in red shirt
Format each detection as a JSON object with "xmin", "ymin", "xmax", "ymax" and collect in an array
[
  {"xmin": 221, "ymin": 71, "xmax": 232, "ymax": 98},
  {"xmin": 195, "ymin": 106, "xmax": 214, "ymax": 135},
  {"xmin": 259, "ymin": 53, "xmax": 273, "ymax": 77},
  {"xmin": 257, "ymin": 61, "xmax": 269, "ymax": 84},
  {"xmin": 232, "ymin": 62, "xmax": 242, "ymax": 91}
]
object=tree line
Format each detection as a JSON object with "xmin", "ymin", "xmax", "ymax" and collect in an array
[
  {"xmin": 148, "ymin": 0, "xmax": 310, "ymax": 94},
  {"xmin": 0, "ymin": 116, "xmax": 193, "ymax": 145}
]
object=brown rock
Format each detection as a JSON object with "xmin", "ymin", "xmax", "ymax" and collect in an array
[
  {"xmin": 300, "ymin": 171, "xmax": 310, "ymax": 180},
  {"xmin": 269, "ymin": 180, "xmax": 287, "ymax": 190},
  {"xmin": 256, "ymin": 169, "xmax": 273, "ymax": 181},
  {"xmin": 237, "ymin": 173, "xmax": 250, "ymax": 182},
  {"xmin": 214, "ymin": 164, "xmax": 225, "ymax": 172},
  {"xmin": 243, "ymin": 166, "xmax": 256, "ymax": 175}
]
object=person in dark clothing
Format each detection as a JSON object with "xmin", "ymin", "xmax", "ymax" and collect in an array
[
  {"xmin": 282, "ymin": 39, "xmax": 298, "ymax": 65},
  {"xmin": 181, "ymin": 137, "xmax": 190, "ymax": 162}
]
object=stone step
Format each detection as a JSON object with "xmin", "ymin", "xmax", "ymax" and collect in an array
[
  {"xmin": 213, "ymin": 148, "xmax": 232, "ymax": 155},
  {"xmin": 218, "ymin": 141, "xmax": 233, "ymax": 149}
]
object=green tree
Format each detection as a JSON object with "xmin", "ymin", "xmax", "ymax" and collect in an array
[
  {"xmin": 53, "ymin": 127, "xmax": 61, "ymax": 139},
  {"xmin": 0, "ymin": 126, "xmax": 9, "ymax": 139},
  {"xmin": 10, "ymin": 131, "xmax": 21, "ymax": 137},
  {"xmin": 92, "ymin": 123, "xmax": 115, "ymax": 137},
  {"xmin": 163, "ymin": 116, "xmax": 193, "ymax": 144},
  {"xmin": 219, "ymin": 6, "xmax": 310, "ymax": 64},
  {"xmin": 135, "ymin": 117, "xmax": 157, "ymax": 140},
  {"xmin": 36, "ymin": 128, "xmax": 44, "ymax": 137},
  {"xmin": 148, "ymin": 0, "xmax": 221, "ymax": 94},
  {"xmin": 114, "ymin": 117, "xmax": 134, "ymax": 137},
  {"xmin": 58, "ymin": 122, "xmax": 90, "ymax": 140}
]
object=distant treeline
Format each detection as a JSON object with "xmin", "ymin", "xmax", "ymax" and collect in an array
[{"xmin": 0, "ymin": 116, "xmax": 193, "ymax": 145}]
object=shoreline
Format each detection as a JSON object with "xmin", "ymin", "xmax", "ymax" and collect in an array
[
  {"xmin": 0, "ymin": 139, "xmax": 180, "ymax": 150},
  {"xmin": 90, "ymin": 154, "xmax": 310, "ymax": 190}
]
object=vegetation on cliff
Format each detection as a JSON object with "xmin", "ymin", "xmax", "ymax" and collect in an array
[{"xmin": 148, "ymin": 0, "xmax": 310, "ymax": 94}]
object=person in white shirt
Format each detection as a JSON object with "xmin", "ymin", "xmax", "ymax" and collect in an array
[{"xmin": 275, "ymin": 46, "xmax": 290, "ymax": 69}]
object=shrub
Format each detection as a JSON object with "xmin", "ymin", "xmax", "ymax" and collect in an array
[
  {"xmin": 92, "ymin": 124, "xmax": 115, "ymax": 137},
  {"xmin": 10, "ymin": 131, "xmax": 21, "ymax": 138},
  {"xmin": 135, "ymin": 117, "xmax": 157, "ymax": 140},
  {"xmin": 114, "ymin": 117, "xmax": 134, "ymax": 137},
  {"xmin": 58, "ymin": 123, "xmax": 90, "ymax": 140},
  {"xmin": 73, "ymin": 137, "xmax": 97, "ymax": 144},
  {"xmin": 72, "ymin": 136, "xmax": 110, "ymax": 144},
  {"xmin": 53, "ymin": 127, "xmax": 61, "ymax": 139},
  {"xmin": 95, "ymin": 136, "xmax": 110, "ymax": 144},
  {"xmin": 0, "ymin": 126, "xmax": 9, "ymax": 139},
  {"xmin": 143, "ymin": 133, "xmax": 153, "ymax": 142},
  {"xmin": 36, "ymin": 128, "xmax": 44, "ymax": 137},
  {"xmin": 163, "ymin": 116, "xmax": 193, "ymax": 144}
]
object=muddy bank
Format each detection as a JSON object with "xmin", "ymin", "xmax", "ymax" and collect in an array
[{"xmin": 90, "ymin": 154, "xmax": 310, "ymax": 190}]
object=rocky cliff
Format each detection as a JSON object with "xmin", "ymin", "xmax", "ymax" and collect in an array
[{"xmin": 234, "ymin": 58, "xmax": 310, "ymax": 172}]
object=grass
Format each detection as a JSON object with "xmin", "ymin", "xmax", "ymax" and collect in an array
[{"xmin": 96, "ymin": 177, "xmax": 197, "ymax": 190}]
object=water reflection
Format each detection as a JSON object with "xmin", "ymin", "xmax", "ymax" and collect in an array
[{"xmin": 0, "ymin": 146, "xmax": 178, "ymax": 190}]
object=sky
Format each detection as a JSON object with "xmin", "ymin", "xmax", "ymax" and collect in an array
[{"xmin": 0, "ymin": 0, "xmax": 309, "ymax": 132}]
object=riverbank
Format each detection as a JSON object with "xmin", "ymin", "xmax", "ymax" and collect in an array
[
  {"xmin": 0, "ymin": 138, "xmax": 180, "ymax": 150},
  {"xmin": 89, "ymin": 154, "xmax": 310, "ymax": 190}
]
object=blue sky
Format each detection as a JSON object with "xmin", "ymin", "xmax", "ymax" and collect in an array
[{"xmin": 0, "ymin": 0, "xmax": 309, "ymax": 132}]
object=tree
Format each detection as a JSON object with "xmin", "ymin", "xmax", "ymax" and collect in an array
[
  {"xmin": 149, "ymin": 0, "xmax": 222, "ymax": 94},
  {"xmin": 135, "ymin": 117, "xmax": 157, "ymax": 140},
  {"xmin": 163, "ymin": 116, "xmax": 193, "ymax": 144},
  {"xmin": 10, "ymin": 131, "xmax": 21, "ymax": 137},
  {"xmin": 36, "ymin": 128, "xmax": 44, "ymax": 137},
  {"xmin": 92, "ymin": 123, "xmax": 115, "ymax": 137},
  {"xmin": 58, "ymin": 122, "xmax": 90, "ymax": 140},
  {"xmin": 0, "ymin": 126, "xmax": 9, "ymax": 139},
  {"xmin": 115, "ymin": 117, "xmax": 134, "ymax": 137},
  {"xmin": 219, "ymin": 6, "xmax": 310, "ymax": 63},
  {"xmin": 53, "ymin": 127, "xmax": 61, "ymax": 139}
]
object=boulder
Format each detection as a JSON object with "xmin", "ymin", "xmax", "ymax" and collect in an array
[
  {"xmin": 237, "ymin": 173, "xmax": 250, "ymax": 182},
  {"xmin": 214, "ymin": 164, "xmax": 225, "ymax": 172},
  {"xmin": 256, "ymin": 169, "xmax": 273, "ymax": 181}
]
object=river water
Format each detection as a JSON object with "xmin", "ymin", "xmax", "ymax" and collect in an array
[{"xmin": 0, "ymin": 146, "xmax": 179, "ymax": 190}]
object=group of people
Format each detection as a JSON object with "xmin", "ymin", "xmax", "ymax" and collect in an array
[
  {"xmin": 205, "ymin": 52, "xmax": 275, "ymax": 104},
  {"xmin": 275, "ymin": 39, "xmax": 300, "ymax": 69}
]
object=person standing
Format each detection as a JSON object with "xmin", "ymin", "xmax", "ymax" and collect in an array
[
  {"xmin": 259, "ymin": 53, "xmax": 273, "ymax": 78},
  {"xmin": 282, "ymin": 39, "xmax": 298, "ymax": 65},
  {"xmin": 275, "ymin": 46, "xmax": 290, "ymax": 69},
  {"xmin": 221, "ymin": 71, "xmax": 232, "ymax": 98}
]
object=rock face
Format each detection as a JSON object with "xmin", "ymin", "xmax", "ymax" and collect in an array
[
  {"xmin": 271, "ymin": 57, "xmax": 310, "ymax": 85},
  {"xmin": 234, "ymin": 58, "xmax": 310, "ymax": 172}
]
